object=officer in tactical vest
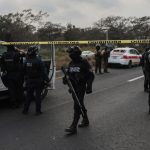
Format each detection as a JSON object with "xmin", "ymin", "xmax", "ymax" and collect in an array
[
  {"xmin": 143, "ymin": 47, "xmax": 150, "ymax": 114},
  {"xmin": 95, "ymin": 44, "xmax": 102, "ymax": 74},
  {"xmin": 102, "ymin": 46, "xmax": 110, "ymax": 73},
  {"xmin": 141, "ymin": 47, "xmax": 150, "ymax": 92},
  {"xmin": 22, "ymin": 46, "xmax": 49, "ymax": 115},
  {"xmin": 63, "ymin": 46, "xmax": 94, "ymax": 134},
  {"xmin": 0, "ymin": 45, "xmax": 24, "ymax": 108}
]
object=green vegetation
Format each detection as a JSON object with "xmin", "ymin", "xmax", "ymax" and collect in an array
[{"xmin": 0, "ymin": 10, "xmax": 149, "ymax": 69}]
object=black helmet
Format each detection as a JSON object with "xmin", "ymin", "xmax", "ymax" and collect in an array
[
  {"xmin": 27, "ymin": 46, "xmax": 38, "ymax": 56},
  {"xmin": 95, "ymin": 44, "xmax": 100, "ymax": 50},
  {"xmin": 67, "ymin": 46, "xmax": 81, "ymax": 56}
]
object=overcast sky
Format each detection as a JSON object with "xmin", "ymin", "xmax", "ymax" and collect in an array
[{"xmin": 0, "ymin": 0, "xmax": 150, "ymax": 27}]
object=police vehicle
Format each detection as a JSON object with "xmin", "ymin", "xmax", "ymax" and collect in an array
[
  {"xmin": 81, "ymin": 50, "xmax": 95, "ymax": 58},
  {"xmin": 0, "ymin": 43, "xmax": 9, "ymax": 100},
  {"xmin": 108, "ymin": 47, "xmax": 142, "ymax": 68}
]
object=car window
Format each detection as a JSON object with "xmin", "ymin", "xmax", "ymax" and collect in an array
[
  {"xmin": 129, "ymin": 49, "xmax": 135, "ymax": 54},
  {"xmin": 130, "ymin": 49, "xmax": 139, "ymax": 55},
  {"xmin": 0, "ymin": 45, "xmax": 7, "ymax": 55}
]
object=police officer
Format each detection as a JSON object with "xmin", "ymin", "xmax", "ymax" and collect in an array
[
  {"xmin": 0, "ymin": 45, "xmax": 24, "ymax": 108},
  {"xmin": 63, "ymin": 46, "xmax": 94, "ymax": 134},
  {"xmin": 95, "ymin": 44, "xmax": 102, "ymax": 74},
  {"xmin": 143, "ymin": 47, "xmax": 150, "ymax": 114},
  {"xmin": 22, "ymin": 46, "xmax": 49, "ymax": 115},
  {"xmin": 102, "ymin": 46, "xmax": 110, "ymax": 73},
  {"xmin": 141, "ymin": 47, "xmax": 150, "ymax": 92}
]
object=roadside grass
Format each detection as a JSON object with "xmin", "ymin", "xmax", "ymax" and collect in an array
[{"xmin": 39, "ymin": 46, "xmax": 96, "ymax": 70}]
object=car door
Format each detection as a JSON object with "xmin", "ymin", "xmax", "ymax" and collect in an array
[
  {"xmin": 134, "ymin": 49, "xmax": 141, "ymax": 65},
  {"xmin": 129, "ymin": 49, "xmax": 140, "ymax": 65}
]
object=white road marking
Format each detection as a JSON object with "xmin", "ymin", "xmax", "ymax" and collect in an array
[{"xmin": 128, "ymin": 75, "xmax": 144, "ymax": 82}]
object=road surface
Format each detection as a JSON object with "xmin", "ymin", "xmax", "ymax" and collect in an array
[{"xmin": 0, "ymin": 66, "xmax": 149, "ymax": 150}]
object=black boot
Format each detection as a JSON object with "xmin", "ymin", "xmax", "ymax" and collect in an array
[
  {"xmin": 65, "ymin": 125, "xmax": 77, "ymax": 134},
  {"xmin": 78, "ymin": 118, "xmax": 89, "ymax": 128},
  {"xmin": 78, "ymin": 113, "xmax": 89, "ymax": 128},
  {"xmin": 65, "ymin": 113, "xmax": 80, "ymax": 134}
]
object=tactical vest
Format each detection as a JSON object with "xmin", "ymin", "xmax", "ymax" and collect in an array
[
  {"xmin": 2, "ymin": 51, "xmax": 21, "ymax": 73},
  {"xmin": 25, "ymin": 57, "xmax": 42, "ymax": 79},
  {"xmin": 68, "ymin": 59, "xmax": 90, "ymax": 84},
  {"xmin": 95, "ymin": 51, "xmax": 102, "ymax": 61},
  {"xmin": 144, "ymin": 51, "xmax": 150, "ymax": 72}
]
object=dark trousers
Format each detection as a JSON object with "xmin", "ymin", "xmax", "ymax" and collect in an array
[
  {"xmin": 95, "ymin": 60, "xmax": 102, "ymax": 73},
  {"xmin": 148, "ymin": 85, "xmax": 150, "ymax": 109},
  {"xmin": 103, "ymin": 59, "xmax": 108, "ymax": 72},
  {"xmin": 6, "ymin": 74, "xmax": 24, "ymax": 107},
  {"xmin": 23, "ymin": 79, "xmax": 43, "ymax": 113},
  {"xmin": 143, "ymin": 69, "xmax": 149, "ymax": 90},
  {"xmin": 71, "ymin": 85, "xmax": 87, "ymax": 127},
  {"xmin": 147, "ymin": 73, "xmax": 150, "ymax": 109}
]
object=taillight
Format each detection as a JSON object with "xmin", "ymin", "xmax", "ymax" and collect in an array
[{"xmin": 121, "ymin": 55, "xmax": 128, "ymax": 59}]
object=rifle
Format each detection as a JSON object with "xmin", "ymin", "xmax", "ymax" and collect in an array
[{"xmin": 61, "ymin": 66, "xmax": 85, "ymax": 117}]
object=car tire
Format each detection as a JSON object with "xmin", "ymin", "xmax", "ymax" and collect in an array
[{"xmin": 128, "ymin": 60, "xmax": 132, "ymax": 68}]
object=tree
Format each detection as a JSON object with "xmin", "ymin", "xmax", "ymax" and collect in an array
[{"xmin": 0, "ymin": 9, "xmax": 49, "ymax": 41}]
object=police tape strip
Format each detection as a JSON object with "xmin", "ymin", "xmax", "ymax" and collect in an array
[{"xmin": 1, "ymin": 40, "xmax": 150, "ymax": 45}]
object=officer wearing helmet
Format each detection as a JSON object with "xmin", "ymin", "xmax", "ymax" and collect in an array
[
  {"xmin": 143, "ymin": 47, "xmax": 150, "ymax": 114},
  {"xmin": 63, "ymin": 46, "xmax": 94, "ymax": 134},
  {"xmin": 95, "ymin": 44, "xmax": 102, "ymax": 74},
  {"xmin": 22, "ymin": 46, "xmax": 49, "ymax": 115},
  {"xmin": 141, "ymin": 47, "xmax": 150, "ymax": 92},
  {"xmin": 0, "ymin": 45, "xmax": 24, "ymax": 108}
]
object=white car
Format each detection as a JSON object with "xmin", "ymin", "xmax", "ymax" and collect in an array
[
  {"xmin": 108, "ymin": 47, "xmax": 141, "ymax": 68},
  {"xmin": 81, "ymin": 50, "xmax": 95, "ymax": 58}
]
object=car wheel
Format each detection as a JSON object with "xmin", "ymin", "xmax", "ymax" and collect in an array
[{"xmin": 128, "ymin": 60, "xmax": 132, "ymax": 68}]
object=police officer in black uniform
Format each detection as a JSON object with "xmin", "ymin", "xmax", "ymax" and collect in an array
[
  {"xmin": 141, "ymin": 47, "xmax": 150, "ymax": 92},
  {"xmin": 102, "ymin": 46, "xmax": 110, "ymax": 73},
  {"xmin": 63, "ymin": 46, "xmax": 94, "ymax": 134},
  {"xmin": 0, "ymin": 45, "xmax": 24, "ymax": 108},
  {"xmin": 95, "ymin": 44, "xmax": 102, "ymax": 74},
  {"xmin": 22, "ymin": 46, "xmax": 49, "ymax": 115},
  {"xmin": 143, "ymin": 47, "xmax": 150, "ymax": 114}
]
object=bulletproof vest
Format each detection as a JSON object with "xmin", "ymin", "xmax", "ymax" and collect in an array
[
  {"xmin": 95, "ymin": 50, "xmax": 101, "ymax": 61},
  {"xmin": 2, "ymin": 51, "xmax": 21, "ymax": 73},
  {"xmin": 25, "ymin": 57, "xmax": 42, "ymax": 78},
  {"xmin": 141, "ymin": 53, "xmax": 146, "ymax": 67},
  {"xmin": 68, "ymin": 59, "xmax": 88, "ymax": 84},
  {"xmin": 145, "ymin": 51, "xmax": 150, "ymax": 72},
  {"xmin": 103, "ymin": 50, "xmax": 110, "ymax": 59}
]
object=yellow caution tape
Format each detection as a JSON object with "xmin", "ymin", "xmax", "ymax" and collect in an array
[{"xmin": 0, "ymin": 40, "xmax": 150, "ymax": 45}]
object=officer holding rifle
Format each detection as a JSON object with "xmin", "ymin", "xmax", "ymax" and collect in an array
[{"xmin": 62, "ymin": 46, "xmax": 94, "ymax": 134}]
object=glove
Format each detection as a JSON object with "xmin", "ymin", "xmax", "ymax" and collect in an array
[{"xmin": 62, "ymin": 77, "xmax": 67, "ymax": 85}]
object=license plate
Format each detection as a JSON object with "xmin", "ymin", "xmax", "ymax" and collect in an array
[{"xmin": 112, "ymin": 56, "xmax": 117, "ymax": 59}]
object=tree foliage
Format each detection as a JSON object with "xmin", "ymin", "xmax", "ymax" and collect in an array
[{"xmin": 0, "ymin": 10, "xmax": 150, "ymax": 45}]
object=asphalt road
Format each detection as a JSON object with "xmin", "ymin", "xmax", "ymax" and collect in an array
[{"xmin": 0, "ymin": 66, "xmax": 149, "ymax": 150}]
